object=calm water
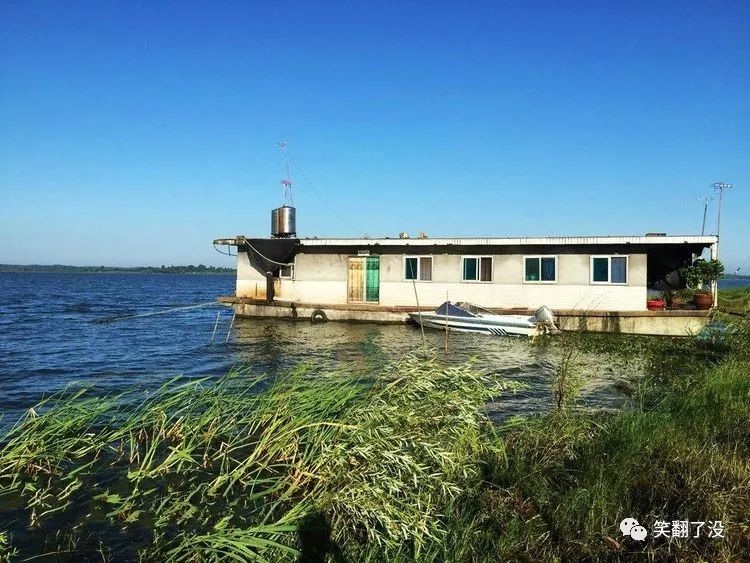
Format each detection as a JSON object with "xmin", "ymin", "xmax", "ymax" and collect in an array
[
  {"xmin": 719, "ymin": 278, "xmax": 750, "ymax": 289},
  {"xmin": 0, "ymin": 272, "xmax": 658, "ymax": 425}
]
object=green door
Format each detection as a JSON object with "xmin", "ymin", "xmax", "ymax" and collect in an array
[
  {"xmin": 365, "ymin": 257, "xmax": 380, "ymax": 303},
  {"xmin": 348, "ymin": 257, "xmax": 380, "ymax": 303}
]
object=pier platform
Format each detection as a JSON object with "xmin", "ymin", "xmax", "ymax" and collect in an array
[{"xmin": 217, "ymin": 297, "xmax": 711, "ymax": 336}]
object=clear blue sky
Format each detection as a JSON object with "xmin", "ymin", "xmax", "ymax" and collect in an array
[{"xmin": 1, "ymin": 1, "xmax": 748, "ymax": 270}]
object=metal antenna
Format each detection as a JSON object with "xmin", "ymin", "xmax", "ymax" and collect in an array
[
  {"xmin": 278, "ymin": 141, "xmax": 293, "ymax": 206},
  {"xmin": 712, "ymin": 181, "xmax": 733, "ymax": 259},
  {"xmin": 698, "ymin": 196, "xmax": 713, "ymax": 236}
]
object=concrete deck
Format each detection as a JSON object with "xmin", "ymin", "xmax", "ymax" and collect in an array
[{"xmin": 218, "ymin": 296, "xmax": 711, "ymax": 336}]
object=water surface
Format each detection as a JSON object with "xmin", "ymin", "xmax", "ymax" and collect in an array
[{"xmin": 0, "ymin": 272, "xmax": 645, "ymax": 425}]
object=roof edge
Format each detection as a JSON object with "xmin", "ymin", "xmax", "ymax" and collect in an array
[{"xmin": 214, "ymin": 235, "xmax": 718, "ymax": 247}]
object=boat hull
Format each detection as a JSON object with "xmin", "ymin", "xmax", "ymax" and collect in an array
[{"xmin": 408, "ymin": 313, "xmax": 538, "ymax": 337}]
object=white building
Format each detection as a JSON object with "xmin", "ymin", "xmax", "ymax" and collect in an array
[{"xmin": 213, "ymin": 233, "xmax": 717, "ymax": 333}]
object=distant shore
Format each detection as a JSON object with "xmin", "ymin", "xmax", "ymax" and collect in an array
[
  {"xmin": 2, "ymin": 263, "xmax": 746, "ymax": 280},
  {"xmin": 0, "ymin": 264, "xmax": 235, "ymax": 274}
]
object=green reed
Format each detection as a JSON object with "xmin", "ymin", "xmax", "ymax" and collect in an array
[
  {"xmin": 0, "ymin": 356, "xmax": 516, "ymax": 561},
  {"xmin": 2, "ymin": 306, "xmax": 748, "ymax": 561}
]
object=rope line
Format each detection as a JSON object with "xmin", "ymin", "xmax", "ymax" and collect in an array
[
  {"xmin": 93, "ymin": 302, "xmax": 218, "ymax": 324},
  {"xmin": 244, "ymin": 240, "xmax": 294, "ymax": 267},
  {"xmin": 287, "ymin": 155, "xmax": 365, "ymax": 236},
  {"xmin": 718, "ymin": 294, "xmax": 750, "ymax": 303},
  {"xmin": 213, "ymin": 243, "xmax": 236, "ymax": 257}
]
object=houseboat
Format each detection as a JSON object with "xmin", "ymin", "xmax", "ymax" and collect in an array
[{"xmin": 214, "ymin": 205, "xmax": 718, "ymax": 335}]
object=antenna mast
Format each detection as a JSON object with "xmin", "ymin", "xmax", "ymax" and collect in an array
[
  {"xmin": 278, "ymin": 141, "xmax": 293, "ymax": 206},
  {"xmin": 712, "ymin": 181, "xmax": 733, "ymax": 259},
  {"xmin": 698, "ymin": 196, "xmax": 712, "ymax": 236}
]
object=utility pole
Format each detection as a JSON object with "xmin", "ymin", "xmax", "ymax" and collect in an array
[{"xmin": 712, "ymin": 181, "xmax": 733, "ymax": 259}]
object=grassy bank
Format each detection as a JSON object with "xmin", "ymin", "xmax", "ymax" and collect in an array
[
  {"xmin": 1, "ymin": 319, "xmax": 749, "ymax": 560},
  {"xmin": 718, "ymin": 285, "xmax": 750, "ymax": 315},
  {"xmin": 472, "ymin": 336, "xmax": 750, "ymax": 560}
]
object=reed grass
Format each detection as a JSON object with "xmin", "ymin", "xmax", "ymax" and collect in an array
[
  {"xmin": 0, "ymin": 356, "xmax": 516, "ymax": 561},
  {"xmin": 440, "ymin": 312, "xmax": 750, "ymax": 562},
  {"xmin": 2, "ymin": 312, "xmax": 749, "ymax": 561}
]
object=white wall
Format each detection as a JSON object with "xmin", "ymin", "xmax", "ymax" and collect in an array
[
  {"xmin": 235, "ymin": 251, "xmax": 267, "ymax": 298},
  {"xmin": 238, "ymin": 251, "xmax": 649, "ymax": 311}
]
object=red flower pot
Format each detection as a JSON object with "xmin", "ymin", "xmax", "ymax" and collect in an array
[
  {"xmin": 693, "ymin": 293, "xmax": 714, "ymax": 310},
  {"xmin": 647, "ymin": 299, "xmax": 665, "ymax": 311}
]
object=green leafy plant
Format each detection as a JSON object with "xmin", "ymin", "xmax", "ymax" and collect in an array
[{"xmin": 684, "ymin": 259, "xmax": 724, "ymax": 294}]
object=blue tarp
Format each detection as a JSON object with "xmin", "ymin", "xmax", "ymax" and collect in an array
[{"xmin": 434, "ymin": 302, "xmax": 476, "ymax": 318}]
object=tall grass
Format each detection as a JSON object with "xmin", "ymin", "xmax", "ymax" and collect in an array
[
  {"xmin": 457, "ymin": 313, "xmax": 750, "ymax": 561},
  {"xmin": 2, "ymin": 314, "xmax": 749, "ymax": 560},
  {"xmin": 0, "ymin": 356, "xmax": 516, "ymax": 561}
]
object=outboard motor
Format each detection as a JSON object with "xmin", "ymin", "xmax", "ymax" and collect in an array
[{"xmin": 533, "ymin": 305, "xmax": 558, "ymax": 333}]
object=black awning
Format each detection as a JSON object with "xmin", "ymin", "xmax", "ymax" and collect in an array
[{"xmin": 243, "ymin": 238, "xmax": 300, "ymax": 275}]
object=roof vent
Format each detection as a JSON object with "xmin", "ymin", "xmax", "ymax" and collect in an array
[{"xmin": 645, "ymin": 232, "xmax": 667, "ymax": 237}]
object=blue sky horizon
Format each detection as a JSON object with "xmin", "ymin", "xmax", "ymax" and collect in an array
[{"xmin": 1, "ymin": 1, "xmax": 748, "ymax": 271}]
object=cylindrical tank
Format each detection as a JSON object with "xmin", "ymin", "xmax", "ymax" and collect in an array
[{"xmin": 271, "ymin": 206, "xmax": 296, "ymax": 237}]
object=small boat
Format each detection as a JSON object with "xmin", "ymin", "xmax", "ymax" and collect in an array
[{"xmin": 408, "ymin": 301, "xmax": 558, "ymax": 337}]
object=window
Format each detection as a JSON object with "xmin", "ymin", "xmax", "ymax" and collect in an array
[
  {"xmin": 524, "ymin": 256, "xmax": 557, "ymax": 283},
  {"xmin": 279, "ymin": 264, "xmax": 294, "ymax": 279},
  {"xmin": 462, "ymin": 256, "xmax": 493, "ymax": 282},
  {"xmin": 404, "ymin": 256, "xmax": 432, "ymax": 281},
  {"xmin": 591, "ymin": 256, "xmax": 628, "ymax": 284}
]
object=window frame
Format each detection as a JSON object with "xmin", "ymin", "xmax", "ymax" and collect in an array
[
  {"xmin": 403, "ymin": 255, "xmax": 433, "ymax": 282},
  {"xmin": 523, "ymin": 255, "xmax": 558, "ymax": 284},
  {"xmin": 461, "ymin": 255, "xmax": 494, "ymax": 283},
  {"xmin": 279, "ymin": 260, "xmax": 295, "ymax": 280},
  {"xmin": 590, "ymin": 255, "xmax": 629, "ymax": 285}
]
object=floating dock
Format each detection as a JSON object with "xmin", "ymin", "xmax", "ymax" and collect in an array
[{"xmin": 218, "ymin": 296, "xmax": 711, "ymax": 336}]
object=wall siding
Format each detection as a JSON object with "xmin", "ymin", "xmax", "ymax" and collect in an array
[{"xmin": 237, "ymin": 251, "xmax": 649, "ymax": 311}]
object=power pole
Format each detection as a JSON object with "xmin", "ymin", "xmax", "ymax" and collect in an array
[{"xmin": 712, "ymin": 181, "xmax": 733, "ymax": 259}]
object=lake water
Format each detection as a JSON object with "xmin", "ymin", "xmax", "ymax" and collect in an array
[
  {"xmin": 4, "ymin": 272, "xmax": 730, "ymax": 426},
  {"xmin": 719, "ymin": 277, "xmax": 750, "ymax": 289}
]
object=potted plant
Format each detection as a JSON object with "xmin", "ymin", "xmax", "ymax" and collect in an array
[
  {"xmin": 684, "ymin": 259, "xmax": 724, "ymax": 310},
  {"xmin": 647, "ymin": 292, "xmax": 666, "ymax": 310},
  {"xmin": 665, "ymin": 290, "xmax": 684, "ymax": 310}
]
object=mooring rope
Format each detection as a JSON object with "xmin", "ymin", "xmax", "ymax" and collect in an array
[
  {"xmin": 213, "ymin": 243, "xmax": 236, "ymax": 257},
  {"xmin": 93, "ymin": 302, "xmax": 219, "ymax": 324}
]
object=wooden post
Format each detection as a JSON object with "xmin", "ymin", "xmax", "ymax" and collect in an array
[
  {"xmin": 444, "ymin": 291, "xmax": 449, "ymax": 359},
  {"xmin": 410, "ymin": 269, "xmax": 427, "ymax": 356},
  {"xmin": 711, "ymin": 240, "xmax": 719, "ymax": 308},
  {"xmin": 265, "ymin": 272, "xmax": 274, "ymax": 303}
]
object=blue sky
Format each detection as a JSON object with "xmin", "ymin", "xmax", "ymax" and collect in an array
[{"xmin": 1, "ymin": 1, "xmax": 748, "ymax": 270}]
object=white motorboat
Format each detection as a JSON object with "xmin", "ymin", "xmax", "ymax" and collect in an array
[{"xmin": 408, "ymin": 301, "xmax": 557, "ymax": 337}]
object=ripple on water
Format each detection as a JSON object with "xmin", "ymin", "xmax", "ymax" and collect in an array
[{"xmin": 0, "ymin": 272, "xmax": 643, "ymax": 427}]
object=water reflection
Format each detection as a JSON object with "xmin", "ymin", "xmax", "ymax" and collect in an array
[{"xmin": 230, "ymin": 317, "xmax": 643, "ymax": 419}]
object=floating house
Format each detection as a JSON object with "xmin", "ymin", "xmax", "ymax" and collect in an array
[{"xmin": 214, "ymin": 206, "xmax": 718, "ymax": 335}]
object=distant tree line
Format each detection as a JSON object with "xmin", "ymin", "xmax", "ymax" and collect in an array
[{"xmin": 0, "ymin": 264, "xmax": 236, "ymax": 274}]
